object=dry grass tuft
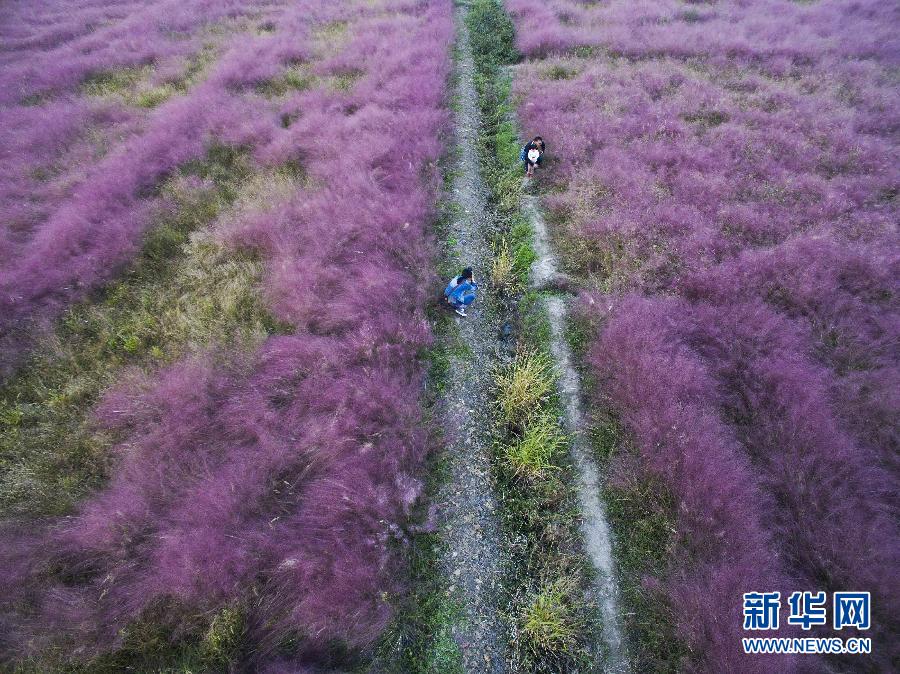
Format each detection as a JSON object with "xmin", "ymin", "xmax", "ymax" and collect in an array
[{"xmin": 494, "ymin": 349, "xmax": 555, "ymax": 430}]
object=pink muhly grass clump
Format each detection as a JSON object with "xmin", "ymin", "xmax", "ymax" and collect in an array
[
  {"xmin": 0, "ymin": 0, "xmax": 291, "ymax": 374},
  {"xmin": 582, "ymin": 294, "xmax": 799, "ymax": 673},
  {"xmin": 585, "ymin": 241, "xmax": 899, "ymax": 669},
  {"xmin": 0, "ymin": 0, "xmax": 340, "ymax": 375}
]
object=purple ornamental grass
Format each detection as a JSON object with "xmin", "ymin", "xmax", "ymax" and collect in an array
[
  {"xmin": 1, "ymin": 0, "xmax": 453, "ymax": 668},
  {"xmin": 506, "ymin": 0, "xmax": 900, "ymax": 69},
  {"xmin": 0, "ymin": 100, "xmax": 143, "ymax": 260},
  {"xmin": 584, "ymin": 244, "xmax": 899, "ymax": 670},
  {"xmin": 680, "ymin": 237, "xmax": 900, "ymax": 492},
  {"xmin": 4, "ymin": 337, "xmax": 429, "ymax": 659},
  {"xmin": 583, "ymin": 294, "xmax": 799, "ymax": 673},
  {"xmin": 511, "ymin": 0, "xmax": 900, "ymax": 670},
  {"xmin": 0, "ymin": 0, "xmax": 273, "ymax": 104},
  {"xmin": 0, "ymin": 0, "xmax": 274, "ymax": 254},
  {"xmin": 0, "ymin": 0, "xmax": 330, "ymax": 375},
  {"xmin": 514, "ymin": 58, "xmax": 898, "ymax": 293},
  {"xmin": 1, "ymin": 0, "xmax": 448, "ymax": 374},
  {"xmin": 0, "ymin": 0, "xmax": 301, "ymax": 270}
]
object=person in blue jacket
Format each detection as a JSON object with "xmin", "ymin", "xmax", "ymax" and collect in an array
[{"xmin": 444, "ymin": 267, "xmax": 477, "ymax": 317}]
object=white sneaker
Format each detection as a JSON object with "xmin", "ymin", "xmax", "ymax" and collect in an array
[{"xmin": 455, "ymin": 307, "xmax": 467, "ymax": 317}]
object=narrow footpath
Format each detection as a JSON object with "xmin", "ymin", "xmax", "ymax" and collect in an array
[
  {"xmin": 524, "ymin": 192, "xmax": 629, "ymax": 673},
  {"xmin": 434, "ymin": 4, "xmax": 508, "ymax": 672},
  {"xmin": 436, "ymin": 2, "xmax": 629, "ymax": 672}
]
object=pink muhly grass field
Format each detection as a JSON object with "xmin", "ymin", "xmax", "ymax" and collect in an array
[
  {"xmin": 1, "ymin": 0, "xmax": 453, "ymax": 669},
  {"xmin": 509, "ymin": 0, "xmax": 899, "ymax": 671}
]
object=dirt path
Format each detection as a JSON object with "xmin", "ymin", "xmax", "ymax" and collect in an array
[
  {"xmin": 434, "ymin": 5, "xmax": 509, "ymax": 672},
  {"xmin": 524, "ymin": 193, "xmax": 629, "ymax": 672},
  {"xmin": 435, "ymin": 3, "xmax": 628, "ymax": 672}
]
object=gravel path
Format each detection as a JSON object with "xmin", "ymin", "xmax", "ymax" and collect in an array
[{"xmin": 433, "ymin": 5, "xmax": 509, "ymax": 673}]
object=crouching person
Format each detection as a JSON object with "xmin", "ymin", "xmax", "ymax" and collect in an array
[
  {"xmin": 520, "ymin": 136, "xmax": 545, "ymax": 177},
  {"xmin": 445, "ymin": 267, "xmax": 477, "ymax": 317}
]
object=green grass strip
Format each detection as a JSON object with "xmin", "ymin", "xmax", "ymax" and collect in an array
[{"xmin": 466, "ymin": 2, "xmax": 601, "ymax": 671}]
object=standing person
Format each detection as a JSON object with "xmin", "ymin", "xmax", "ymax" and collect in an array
[
  {"xmin": 444, "ymin": 267, "xmax": 478, "ymax": 317},
  {"xmin": 520, "ymin": 136, "xmax": 546, "ymax": 177}
]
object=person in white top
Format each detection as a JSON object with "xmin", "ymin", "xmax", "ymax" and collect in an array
[{"xmin": 521, "ymin": 136, "xmax": 546, "ymax": 177}]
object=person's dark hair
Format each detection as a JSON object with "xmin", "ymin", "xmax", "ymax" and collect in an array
[
  {"xmin": 460, "ymin": 267, "xmax": 473, "ymax": 281},
  {"xmin": 533, "ymin": 136, "xmax": 543, "ymax": 143}
]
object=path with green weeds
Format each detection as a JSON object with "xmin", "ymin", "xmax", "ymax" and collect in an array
[{"xmin": 418, "ymin": 1, "xmax": 630, "ymax": 672}]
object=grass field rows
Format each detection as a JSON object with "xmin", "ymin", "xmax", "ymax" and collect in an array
[
  {"xmin": 507, "ymin": 0, "xmax": 898, "ymax": 672},
  {"xmin": 2, "ymin": 1, "xmax": 454, "ymax": 670},
  {"xmin": 1, "ymin": 0, "xmax": 896, "ymax": 671}
]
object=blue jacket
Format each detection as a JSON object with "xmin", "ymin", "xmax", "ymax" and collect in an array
[{"xmin": 445, "ymin": 279, "xmax": 477, "ymax": 301}]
